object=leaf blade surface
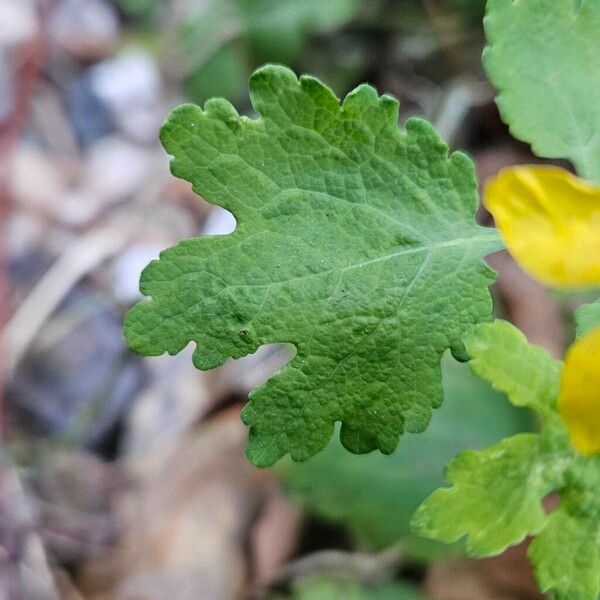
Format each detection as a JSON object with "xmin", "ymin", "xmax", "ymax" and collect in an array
[
  {"xmin": 413, "ymin": 320, "xmax": 600, "ymax": 600},
  {"xmin": 125, "ymin": 65, "xmax": 501, "ymax": 465},
  {"xmin": 484, "ymin": 0, "xmax": 600, "ymax": 181}
]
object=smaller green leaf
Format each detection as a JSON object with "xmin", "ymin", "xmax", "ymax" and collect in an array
[
  {"xmin": 412, "ymin": 320, "xmax": 600, "ymax": 600},
  {"xmin": 575, "ymin": 298, "xmax": 600, "ymax": 338},
  {"xmin": 411, "ymin": 433, "xmax": 552, "ymax": 556},
  {"xmin": 529, "ymin": 468, "xmax": 600, "ymax": 600},
  {"xmin": 464, "ymin": 320, "xmax": 562, "ymax": 416}
]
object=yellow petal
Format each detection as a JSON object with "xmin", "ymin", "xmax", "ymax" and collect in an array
[
  {"xmin": 484, "ymin": 166, "xmax": 600, "ymax": 289},
  {"xmin": 558, "ymin": 326, "xmax": 600, "ymax": 455}
]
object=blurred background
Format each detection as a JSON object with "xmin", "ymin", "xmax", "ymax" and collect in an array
[{"xmin": 0, "ymin": 1, "xmax": 591, "ymax": 598}]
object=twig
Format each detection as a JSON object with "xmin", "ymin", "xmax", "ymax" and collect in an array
[
  {"xmin": 2, "ymin": 218, "xmax": 135, "ymax": 379},
  {"xmin": 271, "ymin": 544, "xmax": 404, "ymax": 588},
  {"xmin": 0, "ymin": 10, "xmax": 47, "ymax": 442},
  {"xmin": 0, "ymin": 462, "xmax": 60, "ymax": 600}
]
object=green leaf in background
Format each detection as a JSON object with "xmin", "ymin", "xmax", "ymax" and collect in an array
[
  {"xmin": 483, "ymin": 0, "xmax": 600, "ymax": 181},
  {"xmin": 443, "ymin": 0, "xmax": 486, "ymax": 25},
  {"xmin": 183, "ymin": 44, "xmax": 249, "ymax": 106},
  {"xmin": 124, "ymin": 65, "xmax": 501, "ymax": 466},
  {"xmin": 115, "ymin": 0, "xmax": 157, "ymax": 20},
  {"xmin": 279, "ymin": 576, "xmax": 427, "ymax": 600},
  {"xmin": 239, "ymin": 0, "xmax": 359, "ymax": 63},
  {"xmin": 412, "ymin": 320, "xmax": 600, "ymax": 600},
  {"xmin": 275, "ymin": 354, "xmax": 534, "ymax": 559},
  {"xmin": 177, "ymin": 0, "xmax": 359, "ymax": 104},
  {"xmin": 575, "ymin": 297, "xmax": 600, "ymax": 338}
]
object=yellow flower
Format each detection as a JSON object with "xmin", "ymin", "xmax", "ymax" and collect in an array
[
  {"xmin": 484, "ymin": 166, "xmax": 600, "ymax": 289},
  {"xmin": 558, "ymin": 326, "xmax": 600, "ymax": 455}
]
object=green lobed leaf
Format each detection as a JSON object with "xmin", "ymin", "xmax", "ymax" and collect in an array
[
  {"xmin": 483, "ymin": 0, "xmax": 600, "ymax": 181},
  {"xmin": 124, "ymin": 65, "xmax": 501, "ymax": 466},
  {"xmin": 412, "ymin": 320, "xmax": 600, "ymax": 600},
  {"xmin": 276, "ymin": 354, "xmax": 534, "ymax": 559},
  {"xmin": 466, "ymin": 319, "xmax": 562, "ymax": 416},
  {"xmin": 575, "ymin": 297, "xmax": 600, "ymax": 338}
]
